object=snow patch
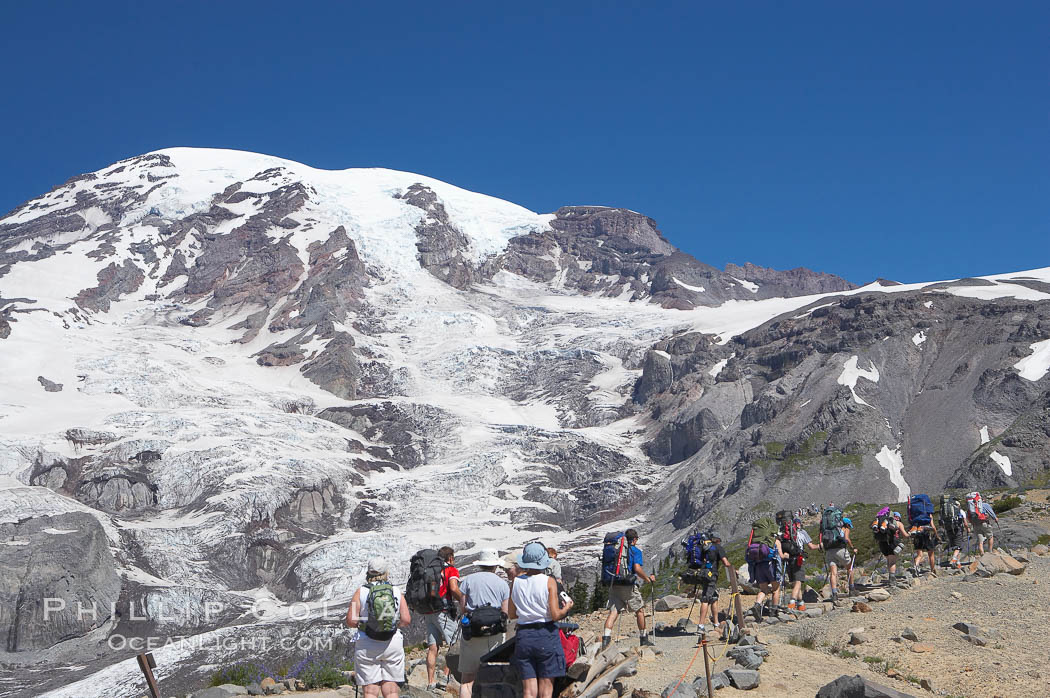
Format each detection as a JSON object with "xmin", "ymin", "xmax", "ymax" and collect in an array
[
  {"xmin": 912, "ymin": 331, "xmax": 927, "ymax": 347},
  {"xmin": 1014, "ymin": 338, "xmax": 1050, "ymax": 382},
  {"xmin": 731, "ymin": 277, "xmax": 759, "ymax": 293},
  {"xmin": 875, "ymin": 445, "xmax": 910, "ymax": 501},
  {"xmin": 837, "ymin": 356, "xmax": 880, "ymax": 406},
  {"xmin": 990, "ymin": 451, "xmax": 1013, "ymax": 477},
  {"xmin": 923, "ymin": 301, "xmax": 933, "ymax": 309},
  {"xmin": 979, "ymin": 426, "xmax": 990, "ymax": 444},
  {"xmin": 671, "ymin": 277, "xmax": 705, "ymax": 293}
]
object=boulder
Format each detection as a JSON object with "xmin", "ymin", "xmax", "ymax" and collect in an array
[
  {"xmin": 900, "ymin": 628, "xmax": 919, "ymax": 641},
  {"xmin": 656, "ymin": 595, "xmax": 690, "ymax": 611},
  {"xmin": 815, "ymin": 674, "xmax": 918, "ymax": 697},
  {"xmin": 851, "ymin": 602, "xmax": 872, "ymax": 613},
  {"xmin": 849, "ymin": 631, "xmax": 871, "ymax": 645},
  {"xmin": 724, "ymin": 668, "xmax": 760, "ymax": 690},
  {"xmin": 661, "ymin": 679, "xmax": 696, "ymax": 698},
  {"xmin": 726, "ymin": 646, "xmax": 763, "ymax": 670},
  {"xmin": 692, "ymin": 672, "xmax": 729, "ymax": 696},
  {"xmin": 1033, "ymin": 544, "xmax": 1048, "ymax": 556},
  {"xmin": 952, "ymin": 622, "xmax": 983, "ymax": 636},
  {"xmin": 963, "ymin": 635, "xmax": 988, "ymax": 647},
  {"xmin": 866, "ymin": 589, "xmax": 890, "ymax": 602}
]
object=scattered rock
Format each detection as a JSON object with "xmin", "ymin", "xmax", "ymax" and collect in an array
[
  {"xmin": 804, "ymin": 607, "xmax": 825, "ymax": 617},
  {"xmin": 952, "ymin": 621, "xmax": 983, "ymax": 636},
  {"xmin": 919, "ymin": 678, "xmax": 933, "ymax": 691},
  {"xmin": 849, "ymin": 631, "xmax": 871, "ymax": 645},
  {"xmin": 901, "ymin": 627, "xmax": 919, "ymax": 641},
  {"xmin": 1033, "ymin": 544, "xmax": 1048, "ymax": 556},
  {"xmin": 36, "ymin": 376, "xmax": 63, "ymax": 392},
  {"xmin": 815, "ymin": 674, "xmax": 915, "ymax": 698},
  {"xmin": 866, "ymin": 589, "xmax": 890, "ymax": 602},
  {"xmin": 193, "ymin": 686, "xmax": 249, "ymax": 698},
  {"xmin": 656, "ymin": 594, "xmax": 690, "ymax": 611},
  {"xmin": 727, "ymin": 646, "xmax": 763, "ymax": 670},
  {"xmin": 724, "ymin": 668, "xmax": 760, "ymax": 690},
  {"xmin": 661, "ymin": 679, "xmax": 696, "ymax": 698},
  {"xmin": 246, "ymin": 683, "xmax": 264, "ymax": 696},
  {"xmin": 851, "ymin": 601, "xmax": 872, "ymax": 613},
  {"xmin": 950, "ymin": 591, "xmax": 962, "ymax": 599},
  {"xmin": 911, "ymin": 643, "xmax": 934, "ymax": 653},
  {"xmin": 963, "ymin": 635, "xmax": 988, "ymax": 647}
]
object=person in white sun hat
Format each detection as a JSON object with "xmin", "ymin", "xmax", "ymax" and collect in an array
[
  {"xmin": 346, "ymin": 557, "xmax": 411, "ymax": 698},
  {"xmin": 456, "ymin": 548, "xmax": 512, "ymax": 698}
]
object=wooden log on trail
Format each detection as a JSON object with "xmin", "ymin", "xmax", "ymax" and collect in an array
[
  {"xmin": 562, "ymin": 647, "xmax": 626, "ymax": 697},
  {"xmin": 575, "ymin": 656, "xmax": 639, "ymax": 698}
]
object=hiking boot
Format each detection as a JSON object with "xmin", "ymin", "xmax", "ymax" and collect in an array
[
  {"xmin": 601, "ymin": 635, "xmax": 611, "ymax": 650},
  {"xmin": 797, "ymin": 602, "xmax": 806, "ymax": 612},
  {"xmin": 771, "ymin": 605, "xmax": 781, "ymax": 618},
  {"xmin": 426, "ymin": 685, "xmax": 438, "ymax": 693},
  {"xmin": 752, "ymin": 602, "xmax": 763, "ymax": 621},
  {"xmin": 436, "ymin": 675, "xmax": 449, "ymax": 689},
  {"xmin": 787, "ymin": 599, "xmax": 797, "ymax": 610},
  {"xmin": 640, "ymin": 635, "xmax": 656, "ymax": 647},
  {"xmin": 848, "ymin": 584, "xmax": 858, "ymax": 596}
]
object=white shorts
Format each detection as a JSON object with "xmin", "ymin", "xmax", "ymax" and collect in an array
[{"xmin": 355, "ymin": 632, "xmax": 405, "ymax": 685}]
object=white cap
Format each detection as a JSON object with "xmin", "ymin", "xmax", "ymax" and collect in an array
[
  {"xmin": 367, "ymin": 557, "xmax": 389, "ymax": 575},
  {"xmin": 474, "ymin": 548, "xmax": 504, "ymax": 568}
]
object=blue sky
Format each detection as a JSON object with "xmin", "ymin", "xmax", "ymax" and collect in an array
[{"xmin": 2, "ymin": 1, "xmax": 1046, "ymax": 284}]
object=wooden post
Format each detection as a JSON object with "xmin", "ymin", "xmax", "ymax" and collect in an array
[
  {"xmin": 700, "ymin": 634, "xmax": 714, "ymax": 698},
  {"xmin": 136, "ymin": 652, "xmax": 161, "ymax": 698},
  {"xmin": 729, "ymin": 566, "xmax": 748, "ymax": 634}
]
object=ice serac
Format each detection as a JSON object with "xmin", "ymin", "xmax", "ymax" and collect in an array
[{"xmin": 0, "ymin": 148, "xmax": 1049, "ymax": 697}]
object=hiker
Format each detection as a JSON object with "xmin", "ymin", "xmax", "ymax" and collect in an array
[
  {"xmin": 423, "ymin": 547, "xmax": 461, "ymax": 690},
  {"xmin": 601, "ymin": 528, "xmax": 656, "ymax": 648},
  {"xmin": 546, "ymin": 547, "xmax": 563, "ymax": 585},
  {"xmin": 818, "ymin": 505, "xmax": 856, "ymax": 601},
  {"xmin": 783, "ymin": 515, "xmax": 820, "ymax": 611},
  {"xmin": 908, "ymin": 494, "xmax": 939, "ymax": 577},
  {"xmin": 508, "ymin": 542, "xmax": 573, "ymax": 698},
  {"xmin": 938, "ymin": 495, "xmax": 970, "ymax": 568},
  {"xmin": 457, "ymin": 549, "xmax": 510, "ymax": 698},
  {"xmin": 747, "ymin": 515, "xmax": 783, "ymax": 620},
  {"xmin": 683, "ymin": 530, "xmax": 731, "ymax": 637},
  {"xmin": 870, "ymin": 507, "xmax": 907, "ymax": 584},
  {"xmin": 968, "ymin": 492, "xmax": 999, "ymax": 554},
  {"xmin": 346, "ymin": 558, "xmax": 412, "ymax": 698}
]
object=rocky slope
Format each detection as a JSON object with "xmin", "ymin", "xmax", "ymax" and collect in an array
[{"xmin": 0, "ymin": 148, "xmax": 1048, "ymax": 697}]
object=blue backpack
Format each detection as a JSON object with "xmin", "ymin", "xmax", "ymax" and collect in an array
[
  {"xmin": 909, "ymin": 494, "xmax": 934, "ymax": 526},
  {"xmin": 600, "ymin": 532, "xmax": 636, "ymax": 586}
]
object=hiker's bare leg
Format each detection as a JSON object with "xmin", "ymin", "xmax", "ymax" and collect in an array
[
  {"xmin": 635, "ymin": 608, "xmax": 646, "ymax": 631},
  {"xmin": 363, "ymin": 684, "xmax": 381, "ymax": 698},
  {"xmin": 460, "ymin": 673, "xmax": 475, "ymax": 698},
  {"xmin": 887, "ymin": 554, "xmax": 896, "ymax": 576},
  {"xmin": 538, "ymin": 677, "xmax": 555, "ymax": 698},
  {"xmin": 829, "ymin": 564, "xmax": 837, "ymax": 592},
  {"xmin": 380, "ymin": 681, "xmax": 399, "ymax": 698},
  {"xmin": 698, "ymin": 602, "xmax": 710, "ymax": 627},
  {"xmin": 522, "ymin": 678, "xmax": 538, "ymax": 698},
  {"xmin": 426, "ymin": 642, "xmax": 438, "ymax": 685},
  {"xmin": 604, "ymin": 608, "xmax": 619, "ymax": 631}
]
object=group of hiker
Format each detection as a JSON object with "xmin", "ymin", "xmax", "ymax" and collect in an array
[
  {"xmin": 345, "ymin": 541, "xmax": 580, "ymax": 698},
  {"xmin": 707, "ymin": 490, "xmax": 1003, "ymax": 626}
]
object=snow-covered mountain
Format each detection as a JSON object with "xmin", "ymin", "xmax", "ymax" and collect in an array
[{"xmin": 1, "ymin": 148, "xmax": 1047, "ymax": 697}]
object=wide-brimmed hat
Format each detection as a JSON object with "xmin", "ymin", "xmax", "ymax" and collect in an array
[
  {"xmin": 516, "ymin": 542, "xmax": 550, "ymax": 570},
  {"xmin": 367, "ymin": 557, "xmax": 388, "ymax": 575},
  {"xmin": 474, "ymin": 548, "xmax": 504, "ymax": 568}
]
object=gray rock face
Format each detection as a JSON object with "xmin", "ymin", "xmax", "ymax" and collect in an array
[
  {"xmin": 37, "ymin": 375, "xmax": 63, "ymax": 391},
  {"xmin": 398, "ymin": 183, "xmax": 478, "ymax": 289},
  {"xmin": 0, "ymin": 512, "xmax": 121, "ymax": 651},
  {"xmin": 725, "ymin": 261, "xmax": 857, "ymax": 296}
]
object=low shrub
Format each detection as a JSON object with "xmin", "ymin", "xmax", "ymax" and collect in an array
[
  {"xmin": 787, "ymin": 626, "xmax": 819, "ymax": 649},
  {"xmin": 992, "ymin": 496, "xmax": 1022, "ymax": 514}
]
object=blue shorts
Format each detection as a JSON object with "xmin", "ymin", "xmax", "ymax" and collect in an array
[{"xmin": 512, "ymin": 624, "xmax": 566, "ymax": 680}]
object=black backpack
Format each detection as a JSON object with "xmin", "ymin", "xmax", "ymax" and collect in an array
[
  {"xmin": 776, "ymin": 511, "xmax": 801, "ymax": 557},
  {"xmin": 406, "ymin": 549, "xmax": 447, "ymax": 614},
  {"xmin": 464, "ymin": 604, "xmax": 507, "ymax": 640},
  {"xmin": 939, "ymin": 494, "xmax": 961, "ymax": 531}
]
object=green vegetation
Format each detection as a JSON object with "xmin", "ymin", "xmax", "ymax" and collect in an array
[
  {"xmin": 992, "ymin": 496, "xmax": 1022, "ymax": 514},
  {"xmin": 1035, "ymin": 533, "xmax": 1050, "ymax": 546},
  {"xmin": 830, "ymin": 646, "xmax": 859, "ymax": 659},
  {"xmin": 862, "ymin": 655, "xmax": 885, "ymax": 665},
  {"xmin": 210, "ymin": 654, "xmax": 353, "ymax": 689},
  {"xmin": 569, "ymin": 579, "xmax": 590, "ymax": 614},
  {"xmin": 590, "ymin": 573, "xmax": 609, "ymax": 612},
  {"xmin": 756, "ymin": 431, "xmax": 863, "ymax": 481},
  {"xmin": 787, "ymin": 626, "xmax": 819, "ymax": 649}
]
